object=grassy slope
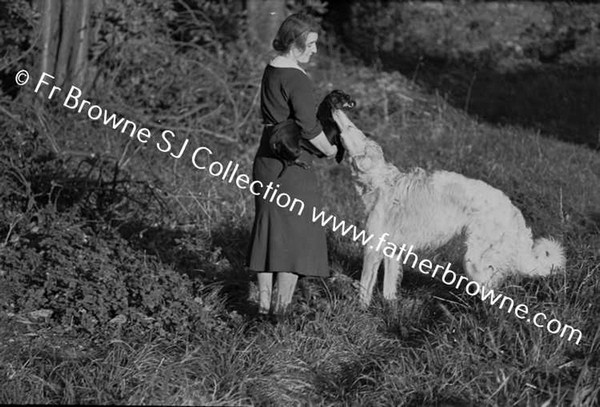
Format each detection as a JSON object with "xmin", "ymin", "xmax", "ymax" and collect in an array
[{"xmin": 1, "ymin": 52, "xmax": 599, "ymax": 406}]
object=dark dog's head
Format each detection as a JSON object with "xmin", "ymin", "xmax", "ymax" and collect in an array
[{"xmin": 317, "ymin": 90, "xmax": 356, "ymax": 163}]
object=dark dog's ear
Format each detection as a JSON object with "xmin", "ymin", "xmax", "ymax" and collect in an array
[
  {"xmin": 335, "ymin": 134, "xmax": 345, "ymax": 163},
  {"xmin": 317, "ymin": 90, "xmax": 352, "ymax": 163},
  {"xmin": 316, "ymin": 98, "xmax": 329, "ymax": 124}
]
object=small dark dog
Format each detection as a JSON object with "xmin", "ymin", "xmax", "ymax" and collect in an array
[{"xmin": 269, "ymin": 90, "xmax": 356, "ymax": 177}]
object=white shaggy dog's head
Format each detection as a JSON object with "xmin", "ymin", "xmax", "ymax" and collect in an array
[
  {"xmin": 331, "ymin": 109, "xmax": 400, "ymax": 191},
  {"xmin": 331, "ymin": 110, "xmax": 369, "ymax": 157}
]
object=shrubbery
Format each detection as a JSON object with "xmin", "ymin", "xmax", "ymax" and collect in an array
[
  {"xmin": 335, "ymin": 1, "xmax": 600, "ymax": 70},
  {"xmin": 0, "ymin": 112, "xmax": 234, "ymax": 338},
  {"xmin": 327, "ymin": 0, "xmax": 600, "ymax": 147},
  {"xmin": 0, "ymin": 0, "xmax": 257, "ymax": 339}
]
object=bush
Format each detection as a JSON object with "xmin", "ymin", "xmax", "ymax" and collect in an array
[
  {"xmin": 0, "ymin": 113, "xmax": 224, "ymax": 339},
  {"xmin": 334, "ymin": 1, "xmax": 600, "ymax": 70}
]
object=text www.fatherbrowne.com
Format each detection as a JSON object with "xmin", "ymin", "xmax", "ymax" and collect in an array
[
  {"xmin": 311, "ymin": 208, "xmax": 583, "ymax": 345},
  {"xmin": 21, "ymin": 70, "xmax": 581, "ymax": 346}
]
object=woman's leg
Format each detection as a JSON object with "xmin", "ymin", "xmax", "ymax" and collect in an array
[
  {"xmin": 273, "ymin": 272, "xmax": 298, "ymax": 315},
  {"xmin": 257, "ymin": 272, "xmax": 273, "ymax": 314}
]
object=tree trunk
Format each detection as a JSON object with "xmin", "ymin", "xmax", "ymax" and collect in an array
[
  {"xmin": 72, "ymin": 0, "xmax": 92, "ymax": 88},
  {"xmin": 37, "ymin": 0, "xmax": 93, "ymax": 96},
  {"xmin": 55, "ymin": 0, "xmax": 79, "ymax": 86},
  {"xmin": 38, "ymin": 0, "xmax": 60, "ymax": 100}
]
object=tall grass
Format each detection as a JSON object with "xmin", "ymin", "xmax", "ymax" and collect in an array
[{"xmin": 1, "ymin": 39, "xmax": 599, "ymax": 407}]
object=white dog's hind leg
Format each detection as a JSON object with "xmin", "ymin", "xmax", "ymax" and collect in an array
[
  {"xmin": 383, "ymin": 256, "xmax": 402, "ymax": 301},
  {"xmin": 359, "ymin": 246, "xmax": 384, "ymax": 307},
  {"xmin": 463, "ymin": 230, "xmax": 497, "ymax": 286},
  {"xmin": 464, "ymin": 232, "xmax": 507, "ymax": 288}
]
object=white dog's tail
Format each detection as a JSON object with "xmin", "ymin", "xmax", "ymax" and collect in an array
[{"xmin": 522, "ymin": 237, "xmax": 567, "ymax": 277}]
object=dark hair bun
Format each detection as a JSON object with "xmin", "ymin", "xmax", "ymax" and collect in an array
[{"xmin": 272, "ymin": 38, "xmax": 286, "ymax": 52}]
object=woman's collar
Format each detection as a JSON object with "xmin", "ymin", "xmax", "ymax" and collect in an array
[{"xmin": 269, "ymin": 55, "xmax": 307, "ymax": 75}]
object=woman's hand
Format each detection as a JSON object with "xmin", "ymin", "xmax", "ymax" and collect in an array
[{"xmin": 326, "ymin": 145, "xmax": 338, "ymax": 158}]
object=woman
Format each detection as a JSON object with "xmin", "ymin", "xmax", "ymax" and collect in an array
[{"xmin": 246, "ymin": 13, "xmax": 337, "ymax": 319}]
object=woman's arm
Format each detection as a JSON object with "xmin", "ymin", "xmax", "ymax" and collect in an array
[
  {"xmin": 285, "ymin": 72, "xmax": 338, "ymax": 156},
  {"xmin": 308, "ymin": 131, "xmax": 337, "ymax": 157}
]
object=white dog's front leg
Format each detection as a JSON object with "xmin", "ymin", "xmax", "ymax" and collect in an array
[
  {"xmin": 383, "ymin": 256, "xmax": 402, "ymax": 301},
  {"xmin": 359, "ymin": 246, "xmax": 383, "ymax": 307}
]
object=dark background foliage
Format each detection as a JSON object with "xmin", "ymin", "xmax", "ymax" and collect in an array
[{"xmin": 326, "ymin": 0, "xmax": 600, "ymax": 147}]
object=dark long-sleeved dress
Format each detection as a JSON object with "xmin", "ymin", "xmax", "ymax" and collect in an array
[{"xmin": 246, "ymin": 65, "xmax": 329, "ymax": 277}]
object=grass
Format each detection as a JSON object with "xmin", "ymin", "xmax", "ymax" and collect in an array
[{"xmin": 1, "ymin": 49, "xmax": 600, "ymax": 407}]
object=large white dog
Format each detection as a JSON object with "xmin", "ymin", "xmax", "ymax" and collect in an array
[{"xmin": 331, "ymin": 110, "xmax": 566, "ymax": 307}]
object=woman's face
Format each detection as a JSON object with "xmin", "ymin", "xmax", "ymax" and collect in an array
[{"xmin": 291, "ymin": 32, "xmax": 318, "ymax": 64}]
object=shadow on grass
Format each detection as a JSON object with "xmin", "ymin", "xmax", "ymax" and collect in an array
[
  {"xmin": 210, "ymin": 220, "xmax": 256, "ymax": 317},
  {"xmin": 116, "ymin": 218, "xmax": 258, "ymax": 317},
  {"xmin": 392, "ymin": 57, "xmax": 600, "ymax": 149},
  {"xmin": 383, "ymin": 234, "xmax": 512, "ymax": 349},
  {"xmin": 326, "ymin": 230, "xmax": 472, "ymax": 346}
]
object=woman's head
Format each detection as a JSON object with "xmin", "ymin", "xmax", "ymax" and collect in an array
[{"xmin": 272, "ymin": 13, "xmax": 319, "ymax": 63}]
